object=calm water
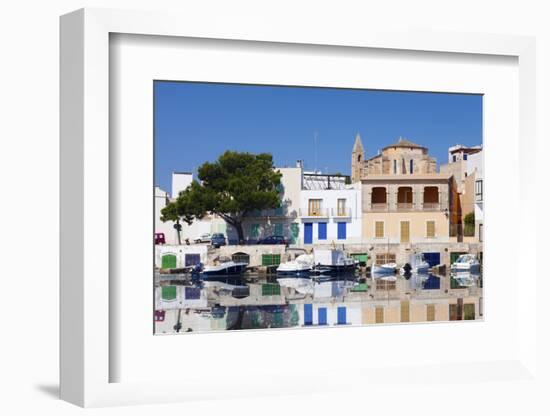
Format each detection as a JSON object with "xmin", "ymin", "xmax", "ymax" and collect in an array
[{"xmin": 154, "ymin": 269, "xmax": 483, "ymax": 334}]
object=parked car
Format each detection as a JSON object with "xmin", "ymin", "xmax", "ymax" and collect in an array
[
  {"xmin": 154, "ymin": 232, "xmax": 166, "ymax": 245},
  {"xmin": 194, "ymin": 233, "xmax": 212, "ymax": 244},
  {"xmin": 257, "ymin": 235, "xmax": 289, "ymax": 246},
  {"xmin": 211, "ymin": 233, "xmax": 227, "ymax": 248}
]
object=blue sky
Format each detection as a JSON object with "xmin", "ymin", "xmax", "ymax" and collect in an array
[{"xmin": 154, "ymin": 81, "xmax": 482, "ymax": 194}]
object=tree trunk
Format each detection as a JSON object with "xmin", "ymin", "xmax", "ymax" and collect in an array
[
  {"xmin": 234, "ymin": 221, "xmax": 245, "ymax": 245},
  {"xmin": 175, "ymin": 220, "xmax": 181, "ymax": 245}
]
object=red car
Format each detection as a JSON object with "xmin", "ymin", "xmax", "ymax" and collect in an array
[{"xmin": 155, "ymin": 233, "xmax": 166, "ymax": 245}]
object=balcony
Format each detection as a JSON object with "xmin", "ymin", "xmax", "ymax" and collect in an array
[
  {"xmin": 331, "ymin": 208, "xmax": 352, "ymax": 218},
  {"xmin": 396, "ymin": 203, "xmax": 413, "ymax": 211},
  {"xmin": 422, "ymin": 202, "xmax": 441, "ymax": 211},
  {"xmin": 299, "ymin": 208, "xmax": 329, "ymax": 218},
  {"xmin": 370, "ymin": 203, "xmax": 389, "ymax": 212}
]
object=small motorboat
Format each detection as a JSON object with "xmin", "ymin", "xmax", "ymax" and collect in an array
[
  {"xmin": 451, "ymin": 254, "xmax": 481, "ymax": 273},
  {"xmin": 276, "ymin": 254, "xmax": 314, "ymax": 276},
  {"xmin": 198, "ymin": 260, "xmax": 248, "ymax": 278},
  {"xmin": 371, "ymin": 263, "xmax": 397, "ymax": 274},
  {"xmin": 399, "ymin": 253, "xmax": 430, "ymax": 275},
  {"xmin": 451, "ymin": 271, "xmax": 480, "ymax": 287},
  {"xmin": 312, "ymin": 249, "xmax": 357, "ymax": 275}
]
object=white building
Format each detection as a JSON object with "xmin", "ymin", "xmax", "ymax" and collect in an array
[
  {"xmin": 299, "ymin": 173, "xmax": 362, "ymax": 245},
  {"xmin": 467, "ymin": 149, "xmax": 484, "ymax": 242}
]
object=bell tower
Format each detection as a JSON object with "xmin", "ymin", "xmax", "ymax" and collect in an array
[{"xmin": 351, "ymin": 133, "xmax": 365, "ymax": 183}]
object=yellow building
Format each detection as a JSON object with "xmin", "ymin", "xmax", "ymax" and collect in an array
[{"xmin": 352, "ymin": 136, "xmax": 455, "ymax": 253}]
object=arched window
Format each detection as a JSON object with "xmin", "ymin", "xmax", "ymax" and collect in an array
[
  {"xmin": 357, "ymin": 155, "xmax": 361, "ymax": 162},
  {"xmin": 409, "ymin": 159, "xmax": 414, "ymax": 174}
]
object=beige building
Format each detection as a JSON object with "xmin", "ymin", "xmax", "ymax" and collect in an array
[{"xmin": 352, "ymin": 136, "xmax": 454, "ymax": 256}]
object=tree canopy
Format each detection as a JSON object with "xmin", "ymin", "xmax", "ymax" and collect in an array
[{"xmin": 161, "ymin": 151, "xmax": 282, "ymax": 243}]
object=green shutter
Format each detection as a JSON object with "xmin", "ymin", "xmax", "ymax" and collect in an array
[
  {"xmin": 274, "ymin": 223, "xmax": 283, "ymax": 236},
  {"xmin": 262, "ymin": 254, "xmax": 281, "ymax": 266},
  {"xmin": 161, "ymin": 285, "xmax": 177, "ymax": 301},
  {"xmin": 262, "ymin": 283, "xmax": 281, "ymax": 296},
  {"xmin": 161, "ymin": 254, "xmax": 177, "ymax": 269},
  {"xmin": 464, "ymin": 304, "xmax": 475, "ymax": 320}
]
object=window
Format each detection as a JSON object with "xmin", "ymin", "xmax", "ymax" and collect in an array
[
  {"xmin": 400, "ymin": 221, "xmax": 410, "ymax": 243},
  {"xmin": 409, "ymin": 159, "xmax": 413, "ymax": 174},
  {"xmin": 400, "ymin": 301, "xmax": 410, "ymax": 322},
  {"xmin": 393, "ymin": 159, "xmax": 397, "ymax": 174},
  {"xmin": 475, "ymin": 179, "xmax": 483, "ymax": 201},
  {"xmin": 376, "ymin": 253, "xmax": 396, "ymax": 264},
  {"xmin": 337, "ymin": 198, "xmax": 347, "ymax": 216},
  {"xmin": 250, "ymin": 224, "xmax": 260, "ymax": 238},
  {"xmin": 452, "ymin": 155, "xmax": 457, "ymax": 162},
  {"xmin": 426, "ymin": 221, "xmax": 436, "ymax": 238},
  {"xmin": 427, "ymin": 304, "xmax": 436, "ymax": 321},
  {"xmin": 463, "ymin": 154, "xmax": 468, "ymax": 161},
  {"xmin": 375, "ymin": 307, "xmax": 384, "ymax": 324},
  {"xmin": 308, "ymin": 199, "xmax": 322, "ymax": 216},
  {"xmin": 375, "ymin": 221, "xmax": 384, "ymax": 238}
]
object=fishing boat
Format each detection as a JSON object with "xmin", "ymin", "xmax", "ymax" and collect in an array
[
  {"xmin": 371, "ymin": 263, "xmax": 397, "ymax": 274},
  {"xmin": 400, "ymin": 253, "xmax": 430, "ymax": 275},
  {"xmin": 276, "ymin": 254, "xmax": 314, "ymax": 276},
  {"xmin": 311, "ymin": 249, "xmax": 357, "ymax": 275},
  {"xmin": 451, "ymin": 254, "xmax": 481, "ymax": 273}
]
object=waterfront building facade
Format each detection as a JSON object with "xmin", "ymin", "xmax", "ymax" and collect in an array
[
  {"xmin": 440, "ymin": 144, "xmax": 483, "ymax": 242},
  {"xmin": 299, "ymin": 173, "xmax": 362, "ymax": 245}
]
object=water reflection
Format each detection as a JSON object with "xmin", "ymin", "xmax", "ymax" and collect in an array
[{"xmin": 155, "ymin": 269, "xmax": 483, "ymax": 334}]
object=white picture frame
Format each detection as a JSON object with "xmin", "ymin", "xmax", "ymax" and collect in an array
[{"xmin": 60, "ymin": 7, "xmax": 539, "ymax": 408}]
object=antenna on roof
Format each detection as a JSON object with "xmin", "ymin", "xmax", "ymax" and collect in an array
[{"xmin": 314, "ymin": 131, "xmax": 318, "ymax": 173}]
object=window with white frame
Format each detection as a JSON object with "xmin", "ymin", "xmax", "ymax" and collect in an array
[{"xmin": 475, "ymin": 179, "xmax": 483, "ymax": 201}]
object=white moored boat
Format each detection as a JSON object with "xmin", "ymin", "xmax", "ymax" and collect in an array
[
  {"xmin": 276, "ymin": 254, "xmax": 314, "ymax": 276},
  {"xmin": 371, "ymin": 263, "xmax": 397, "ymax": 275},
  {"xmin": 451, "ymin": 254, "xmax": 481, "ymax": 273},
  {"xmin": 200, "ymin": 261, "xmax": 248, "ymax": 278},
  {"xmin": 400, "ymin": 253, "xmax": 430, "ymax": 275}
]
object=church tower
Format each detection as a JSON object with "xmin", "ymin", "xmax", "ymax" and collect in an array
[{"xmin": 351, "ymin": 133, "xmax": 365, "ymax": 183}]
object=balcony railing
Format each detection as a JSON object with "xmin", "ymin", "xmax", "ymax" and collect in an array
[
  {"xmin": 299, "ymin": 208, "xmax": 329, "ymax": 218},
  {"xmin": 370, "ymin": 203, "xmax": 389, "ymax": 211},
  {"xmin": 332, "ymin": 208, "xmax": 352, "ymax": 217},
  {"xmin": 422, "ymin": 202, "xmax": 440, "ymax": 211},
  {"xmin": 396, "ymin": 203, "xmax": 413, "ymax": 211}
]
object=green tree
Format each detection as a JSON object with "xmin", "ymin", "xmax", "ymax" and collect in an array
[
  {"xmin": 464, "ymin": 211, "xmax": 475, "ymax": 237},
  {"xmin": 162, "ymin": 151, "xmax": 282, "ymax": 244}
]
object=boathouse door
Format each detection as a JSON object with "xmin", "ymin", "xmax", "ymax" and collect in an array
[{"xmin": 304, "ymin": 223, "xmax": 313, "ymax": 244}]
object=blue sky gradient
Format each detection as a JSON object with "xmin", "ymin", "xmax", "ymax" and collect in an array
[{"xmin": 154, "ymin": 81, "xmax": 482, "ymax": 194}]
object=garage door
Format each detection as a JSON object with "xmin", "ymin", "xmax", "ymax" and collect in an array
[{"xmin": 422, "ymin": 252, "xmax": 441, "ymax": 267}]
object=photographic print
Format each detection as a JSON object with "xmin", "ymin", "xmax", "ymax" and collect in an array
[{"xmin": 154, "ymin": 82, "xmax": 483, "ymax": 334}]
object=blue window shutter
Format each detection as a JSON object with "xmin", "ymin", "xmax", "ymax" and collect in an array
[
  {"xmin": 318, "ymin": 308, "xmax": 327, "ymax": 325},
  {"xmin": 337, "ymin": 307, "xmax": 347, "ymax": 325},
  {"xmin": 304, "ymin": 223, "xmax": 313, "ymax": 244},
  {"xmin": 304, "ymin": 304, "xmax": 313, "ymax": 326},
  {"xmin": 337, "ymin": 222, "xmax": 347, "ymax": 240},
  {"xmin": 318, "ymin": 222, "xmax": 327, "ymax": 240}
]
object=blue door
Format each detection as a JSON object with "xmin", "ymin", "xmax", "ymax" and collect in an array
[
  {"xmin": 337, "ymin": 222, "xmax": 347, "ymax": 240},
  {"xmin": 318, "ymin": 307, "xmax": 327, "ymax": 325},
  {"xmin": 318, "ymin": 222, "xmax": 327, "ymax": 240},
  {"xmin": 304, "ymin": 223, "xmax": 313, "ymax": 244},
  {"xmin": 337, "ymin": 307, "xmax": 347, "ymax": 325},
  {"xmin": 423, "ymin": 252, "xmax": 441, "ymax": 267},
  {"xmin": 304, "ymin": 304, "xmax": 313, "ymax": 326}
]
